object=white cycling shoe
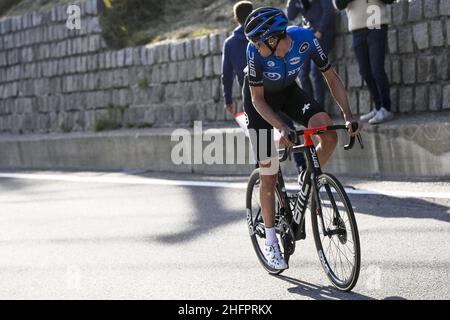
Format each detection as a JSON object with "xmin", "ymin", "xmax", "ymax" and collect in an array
[{"xmin": 264, "ymin": 242, "xmax": 288, "ymax": 270}]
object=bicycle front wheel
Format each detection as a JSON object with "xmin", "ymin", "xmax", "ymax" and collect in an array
[{"xmin": 310, "ymin": 173, "xmax": 361, "ymax": 291}]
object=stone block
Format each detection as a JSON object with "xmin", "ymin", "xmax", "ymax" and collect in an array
[
  {"xmin": 408, "ymin": 0, "xmax": 423, "ymax": 22},
  {"xmin": 398, "ymin": 87, "xmax": 414, "ymax": 113},
  {"xmin": 213, "ymin": 55, "xmax": 222, "ymax": 76},
  {"xmin": 443, "ymin": 85, "xmax": 450, "ymax": 109},
  {"xmin": 435, "ymin": 52, "xmax": 448, "ymax": 81},
  {"xmin": 424, "ymin": 0, "xmax": 439, "ymax": 18},
  {"xmin": 448, "ymin": 19, "xmax": 450, "ymax": 45},
  {"xmin": 402, "ymin": 57, "xmax": 416, "ymax": 84},
  {"xmin": 398, "ymin": 27, "xmax": 414, "ymax": 53},
  {"xmin": 168, "ymin": 63, "xmax": 178, "ymax": 83},
  {"xmin": 170, "ymin": 41, "xmax": 184, "ymax": 61},
  {"xmin": 390, "ymin": 86, "xmax": 398, "ymax": 113},
  {"xmin": 199, "ymin": 35, "xmax": 209, "ymax": 56},
  {"xmin": 184, "ymin": 39, "xmax": 194, "ymax": 60},
  {"xmin": 89, "ymin": 34, "xmax": 101, "ymax": 52},
  {"xmin": 124, "ymin": 48, "xmax": 134, "ymax": 66},
  {"xmin": 86, "ymin": 0, "xmax": 99, "ymax": 15},
  {"xmin": 347, "ymin": 61, "xmax": 362, "ymax": 88},
  {"xmin": 150, "ymin": 85, "xmax": 165, "ymax": 103},
  {"xmin": 429, "ymin": 20, "xmax": 444, "ymax": 47},
  {"xmin": 429, "ymin": 84, "xmax": 442, "ymax": 111},
  {"xmin": 155, "ymin": 43, "xmax": 169, "ymax": 63},
  {"xmin": 116, "ymin": 49, "xmax": 125, "ymax": 67},
  {"xmin": 414, "ymin": 85, "xmax": 428, "ymax": 112},
  {"xmin": 440, "ymin": 0, "xmax": 450, "ymax": 16},
  {"xmin": 358, "ymin": 89, "xmax": 372, "ymax": 114},
  {"xmin": 412, "ymin": 22, "xmax": 429, "ymax": 50},
  {"xmin": 209, "ymin": 33, "xmax": 222, "ymax": 55},
  {"xmin": 178, "ymin": 61, "xmax": 189, "ymax": 82},
  {"xmin": 204, "ymin": 56, "xmax": 214, "ymax": 78},
  {"xmin": 194, "ymin": 58, "xmax": 203, "ymax": 79},
  {"xmin": 417, "ymin": 56, "xmax": 436, "ymax": 83},
  {"xmin": 388, "ymin": 29, "xmax": 397, "ymax": 54}
]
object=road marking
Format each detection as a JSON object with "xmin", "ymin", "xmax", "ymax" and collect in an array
[{"xmin": 0, "ymin": 172, "xmax": 449, "ymax": 199}]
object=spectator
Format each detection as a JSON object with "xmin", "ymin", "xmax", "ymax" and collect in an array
[
  {"xmin": 221, "ymin": 1, "xmax": 306, "ymax": 171},
  {"xmin": 222, "ymin": 1, "xmax": 253, "ymax": 116},
  {"xmin": 286, "ymin": 0, "xmax": 336, "ymax": 107},
  {"xmin": 333, "ymin": 0, "xmax": 394, "ymax": 124}
]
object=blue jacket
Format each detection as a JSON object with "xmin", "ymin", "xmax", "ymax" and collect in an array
[
  {"xmin": 287, "ymin": 0, "xmax": 335, "ymax": 35},
  {"xmin": 221, "ymin": 25, "xmax": 248, "ymax": 105}
]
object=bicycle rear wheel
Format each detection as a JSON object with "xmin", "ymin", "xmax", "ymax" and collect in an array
[
  {"xmin": 246, "ymin": 169, "xmax": 292, "ymax": 275},
  {"xmin": 310, "ymin": 173, "xmax": 361, "ymax": 291}
]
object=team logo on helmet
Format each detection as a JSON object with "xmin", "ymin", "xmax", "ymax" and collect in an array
[{"xmin": 299, "ymin": 42, "xmax": 310, "ymax": 53}]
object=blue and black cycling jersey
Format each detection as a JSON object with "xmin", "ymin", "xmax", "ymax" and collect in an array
[{"xmin": 246, "ymin": 26, "xmax": 331, "ymax": 92}]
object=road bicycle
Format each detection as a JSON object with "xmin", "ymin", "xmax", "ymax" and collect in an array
[{"xmin": 246, "ymin": 123, "xmax": 363, "ymax": 291}]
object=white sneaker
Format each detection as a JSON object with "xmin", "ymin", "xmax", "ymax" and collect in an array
[
  {"xmin": 368, "ymin": 107, "xmax": 394, "ymax": 124},
  {"xmin": 359, "ymin": 109, "xmax": 378, "ymax": 122},
  {"xmin": 264, "ymin": 242, "xmax": 288, "ymax": 270}
]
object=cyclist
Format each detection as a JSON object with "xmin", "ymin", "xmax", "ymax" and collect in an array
[
  {"xmin": 243, "ymin": 7, "xmax": 361, "ymax": 270},
  {"xmin": 222, "ymin": 1, "xmax": 307, "ymax": 172}
]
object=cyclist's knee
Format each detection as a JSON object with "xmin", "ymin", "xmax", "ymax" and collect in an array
[
  {"xmin": 259, "ymin": 157, "xmax": 280, "ymax": 177},
  {"xmin": 324, "ymin": 130, "xmax": 338, "ymax": 149}
]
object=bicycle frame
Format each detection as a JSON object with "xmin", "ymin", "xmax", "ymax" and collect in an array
[{"xmin": 276, "ymin": 125, "xmax": 363, "ymax": 238}]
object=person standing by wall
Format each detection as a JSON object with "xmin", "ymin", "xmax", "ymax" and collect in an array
[
  {"xmin": 222, "ymin": 1, "xmax": 254, "ymax": 116},
  {"xmin": 286, "ymin": 0, "xmax": 336, "ymax": 107},
  {"xmin": 333, "ymin": 0, "xmax": 394, "ymax": 124},
  {"xmin": 222, "ymin": 1, "xmax": 306, "ymax": 171}
]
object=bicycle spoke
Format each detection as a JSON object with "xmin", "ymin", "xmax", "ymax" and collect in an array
[{"xmin": 330, "ymin": 236, "xmax": 355, "ymax": 268}]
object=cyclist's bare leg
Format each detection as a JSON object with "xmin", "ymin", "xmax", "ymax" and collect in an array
[
  {"xmin": 259, "ymin": 157, "xmax": 279, "ymax": 228},
  {"xmin": 308, "ymin": 112, "xmax": 337, "ymax": 166}
]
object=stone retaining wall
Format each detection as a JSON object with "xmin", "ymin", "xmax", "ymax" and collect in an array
[{"xmin": 0, "ymin": 0, "xmax": 449, "ymax": 135}]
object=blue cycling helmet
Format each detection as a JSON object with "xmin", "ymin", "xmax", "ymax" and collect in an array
[{"xmin": 244, "ymin": 7, "xmax": 288, "ymax": 44}]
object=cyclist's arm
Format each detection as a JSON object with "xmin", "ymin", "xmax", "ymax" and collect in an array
[
  {"xmin": 322, "ymin": 68, "xmax": 352, "ymax": 122},
  {"xmin": 306, "ymin": 31, "xmax": 360, "ymax": 134}
]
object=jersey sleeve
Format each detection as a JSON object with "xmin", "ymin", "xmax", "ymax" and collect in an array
[
  {"xmin": 307, "ymin": 30, "xmax": 332, "ymax": 73},
  {"xmin": 246, "ymin": 45, "xmax": 263, "ymax": 87}
]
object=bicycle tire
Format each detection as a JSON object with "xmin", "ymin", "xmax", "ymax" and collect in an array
[{"xmin": 310, "ymin": 173, "xmax": 361, "ymax": 291}]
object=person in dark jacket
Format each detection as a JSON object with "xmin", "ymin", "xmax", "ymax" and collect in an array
[
  {"xmin": 222, "ymin": 1, "xmax": 253, "ymax": 116},
  {"xmin": 221, "ymin": 1, "xmax": 306, "ymax": 170},
  {"xmin": 286, "ymin": 0, "xmax": 335, "ymax": 107}
]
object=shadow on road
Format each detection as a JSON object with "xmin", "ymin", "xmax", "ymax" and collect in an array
[
  {"xmin": 349, "ymin": 194, "xmax": 450, "ymax": 223},
  {"xmin": 151, "ymin": 186, "xmax": 243, "ymax": 244},
  {"xmin": 0, "ymin": 177, "xmax": 31, "ymax": 193},
  {"xmin": 275, "ymin": 275, "xmax": 407, "ymax": 300}
]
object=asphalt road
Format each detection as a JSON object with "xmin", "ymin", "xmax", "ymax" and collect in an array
[{"xmin": 0, "ymin": 171, "xmax": 448, "ymax": 300}]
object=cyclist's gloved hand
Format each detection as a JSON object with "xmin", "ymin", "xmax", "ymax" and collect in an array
[
  {"xmin": 279, "ymin": 125, "xmax": 297, "ymax": 147},
  {"xmin": 345, "ymin": 120, "xmax": 363, "ymax": 137}
]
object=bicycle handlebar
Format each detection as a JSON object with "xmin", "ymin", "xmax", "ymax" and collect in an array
[{"xmin": 278, "ymin": 122, "xmax": 364, "ymax": 162}]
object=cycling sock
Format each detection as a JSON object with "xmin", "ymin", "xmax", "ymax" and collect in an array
[{"xmin": 265, "ymin": 227, "xmax": 278, "ymax": 246}]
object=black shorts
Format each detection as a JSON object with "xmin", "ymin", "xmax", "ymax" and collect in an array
[{"xmin": 243, "ymin": 76, "xmax": 325, "ymax": 162}]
